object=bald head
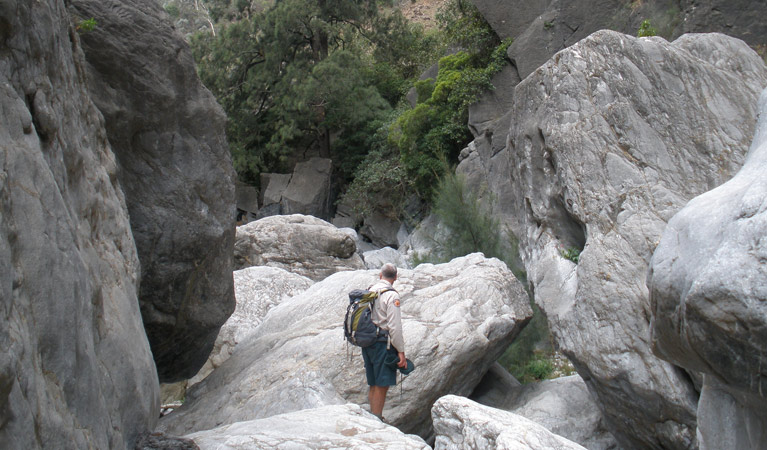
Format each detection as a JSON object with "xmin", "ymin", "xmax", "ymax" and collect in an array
[{"xmin": 380, "ymin": 263, "xmax": 397, "ymax": 281}]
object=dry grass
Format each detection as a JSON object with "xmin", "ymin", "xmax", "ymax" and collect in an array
[{"xmin": 397, "ymin": 0, "xmax": 450, "ymax": 30}]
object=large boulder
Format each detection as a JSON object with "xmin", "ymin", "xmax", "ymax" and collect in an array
[
  {"xmin": 474, "ymin": 374, "xmax": 619, "ymax": 450},
  {"xmin": 158, "ymin": 254, "xmax": 532, "ymax": 440},
  {"xmin": 184, "ymin": 404, "xmax": 430, "ymax": 449},
  {"xmin": 432, "ymin": 395, "xmax": 587, "ymax": 450},
  {"xmin": 0, "ymin": 1, "xmax": 158, "ymax": 447},
  {"xmin": 189, "ymin": 266, "xmax": 313, "ymax": 384},
  {"xmin": 648, "ymin": 88, "xmax": 767, "ymax": 449},
  {"xmin": 458, "ymin": 30, "xmax": 767, "ymax": 449},
  {"xmin": 234, "ymin": 214, "xmax": 365, "ymax": 280},
  {"xmin": 68, "ymin": 0, "xmax": 236, "ymax": 382}
]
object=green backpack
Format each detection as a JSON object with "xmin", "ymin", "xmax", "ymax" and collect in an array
[{"xmin": 344, "ymin": 288, "xmax": 394, "ymax": 347}]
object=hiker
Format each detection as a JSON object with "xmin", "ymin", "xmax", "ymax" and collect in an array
[{"xmin": 362, "ymin": 263, "xmax": 407, "ymax": 420}]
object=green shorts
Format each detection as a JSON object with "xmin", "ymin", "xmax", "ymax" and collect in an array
[{"xmin": 361, "ymin": 341, "xmax": 398, "ymax": 386}]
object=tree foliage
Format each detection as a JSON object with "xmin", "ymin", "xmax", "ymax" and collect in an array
[{"xmin": 192, "ymin": 0, "xmax": 423, "ymax": 185}]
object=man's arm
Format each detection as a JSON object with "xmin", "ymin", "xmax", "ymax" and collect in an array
[{"xmin": 385, "ymin": 292, "xmax": 406, "ymax": 368}]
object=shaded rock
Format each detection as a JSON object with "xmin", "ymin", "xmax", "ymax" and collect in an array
[
  {"xmin": 189, "ymin": 266, "xmax": 313, "ymax": 384},
  {"xmin": 432, "ymin": 395, "xmax": 587, "ymax": 450},
  {"xmin": 235, "ymin": 181, "xmax": 259, "ymax": 218},
  {"xmin": 158, "ymin": 254, "xmax": 532, "ymax": 441},
  {"xmin": 362, "ymin": 246, "xmax": 412, "ymax": 270},
  {"xmin": 468, "ymin": 363, "xmax": 521, "ymax": 407},
  {"xmin": 459, "ymin": 30, "xmax": 767, "ymax": 449},
  {"xmin": 1, "ymin": 1, "xmax": 158, "ymax": 447},
  {"xmin": 471, "ymin": 0, "xmax": 550, "ymax": 41},
  {"xmin": 260, "ymin": 172, "xmax": 291, "ymax": 206},
  {"xmin": 475, "ymin": 374, "xmax": 619, "ymax": 450},
  {"xmin": 135, "ymin": 432, "xmax": 199, "ymax": 450},
  {"xmin": 281, "ymin": 157, "xmax": 333, "ymax": 219},
  {"xmin": 234, "ymin": 214, "xmax": 365, "ymax": 280},
  {"xmin": 69, "ymin": 0, "xmax": 236, "ymax": 382},
  {"xmin": 468, "ymin": 65, "xmax": 520, "ymax": 137},
  {"xmin": 471, "ymin": 0, "xmax": 767, "ymax": 84},
  {"xmin": 359, "ymin": 210, "xmax": 403, "ymax": 248},
  {"xmin": 184, "ymin": 404, "xmax": 430, "ymax": 449},
  {"xmin": 648, "ymin": 87, "xmax": 767, "ymax": 449}
]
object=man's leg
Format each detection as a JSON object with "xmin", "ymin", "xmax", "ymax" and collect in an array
[{"xmin": 369, "ymin": 385, "xmax": 389, "ymax": 418}]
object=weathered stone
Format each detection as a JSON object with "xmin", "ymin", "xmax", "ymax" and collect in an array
[
  {"xmin": 458, "ymin": 30, "xmax": 767, "ymax": 449},
  {"xmin": 648, "ymin": 87, "xmax": 767, "ymax": 450},
  {"xmin": 362, "ymin": 247, "xmax": 412, "ymax": 270},
  {"xmin": 158, "ymin": 254, "xmax": 532, "ymax": 441},
  {"xmin": 234, "ymin": 214, "xmax": 365, "ymax": 280},
  {"xmin": 189, "ymin": 266, "xmax": 313, "ymax": 385},
  {"xmin": 474, "ymin": 374, "xmax": 619, "ymax": 450},
  {"xmin": 68, "ymin": 0, "xmax": 236, "ymax": 382},
  {"xmin": 432, "ymin": 395, "xmax": 587, "ymax": 450},
  {"xmin": 281, "ymin": 157, "xmax": 333, "ymax": 219},
  {"xmin": 0, "ymin": 1, "xmax": 158, "ymax": 447},
  {"xmin": 184, "ymin": 404, "xmax": 430, "ymax": 449},
  {"xmin": 359, "ymin": 210, "xmax": 403, "ymax": 248}
]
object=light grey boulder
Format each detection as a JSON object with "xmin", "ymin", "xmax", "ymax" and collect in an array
[
  {"xmin": 158, "ymin": 254, "xmax": 532, "ymax": 441},
  {"xmin": 233, "ymin": 214, "xmax": 365, "ymax": 280},
  {"xmin": 185, "ymin": 404, "xmax": 430, "ymax": 449},
  {"xmin": 432, "ymin": 395, "xmax": 587, "ymax": 450},
  {"xmin": 648, "ymin": 87, "xmax": 767, "ymax": 450},
  {"xmin": 474, "ymin": 374, "xmax": 619, "ymax": 450},
  {"xmin": 362, "ymin": 247, "xmax": 412, "ymax": 270},
  {"xmin": 1, "ymin": 0, "xmax": 158, "ymax": 447},
  {"xmin": 458, "ymin": 30, "xmax": 767, "ymax": 449},
  {"xmin": 189, "ymin": 266, "xmax": 313, "ymax": 385},
  {"xmin": 68, "ymin": 0, "xmax": 236, "ymax": 382}
]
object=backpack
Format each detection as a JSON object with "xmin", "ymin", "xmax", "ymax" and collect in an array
[{"xmin": 344, "ymin": 288, "xmax": 394, "ymax": 348}]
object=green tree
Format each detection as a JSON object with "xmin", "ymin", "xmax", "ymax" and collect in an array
[{"xmin": 192, "ymin": 0, "xmax": 418, "ymax": 184}]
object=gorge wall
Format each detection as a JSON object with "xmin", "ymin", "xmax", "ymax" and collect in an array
[
  {"xmin": 1, "ymin": 1, "xmax": 158, "ymax": 448},
  {"xmin": 1, "ymin": 0, "xmax": 236, "ymax": 447}
]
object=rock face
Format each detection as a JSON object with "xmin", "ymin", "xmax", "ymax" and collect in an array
[
  {"xmin": 471, "ymin": 0, "xmax": 767, "ymax": 83},
  {"xmin": 234, "ymin": 214, "xmax": 365, "ymax": 280},
  {"xmin": 432, "ymin": 395, "xmax": 587, "ymax": 450},
  {"xmin": 184, "ymin": 404, "xmax": 430, "ymax": 449},
  {"xmin": 648, "ymin": 88, "xmax": 767, "ymax": 450},
  {"xmin": 68, "ymin": 0, "xmax": 236, "ymax": 382},
  {"xmin": 474, "ymin": 374, "xmax": 619, "ymax": 450},
  {"xmin": 189, "ymin": 266, "xmax": 313, "ymax": 384},
  {"xmin": 0, "ymin": 1, "xmax": 158, "ymax": 448},
  {"xmin": 458, "ymin": 31, "xmax": 767, "ymax": 449},
  {"xmin": 158, "ymin": 254, "xmax": 532, "ymax": 440}
]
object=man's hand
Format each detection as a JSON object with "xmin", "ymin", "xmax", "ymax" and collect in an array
[{"xmin": 397, "ymin": 352, "xmax": 407, "ymax": 368}]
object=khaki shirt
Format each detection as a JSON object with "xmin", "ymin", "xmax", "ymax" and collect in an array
[{"xmin": 369, "ymin": 279, "xmax": 404, "ymax": 353}]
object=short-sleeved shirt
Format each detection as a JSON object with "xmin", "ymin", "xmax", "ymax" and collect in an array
[{"xmin": 369, "ymin": 279, "xmax": 404, "ymax": 353}]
